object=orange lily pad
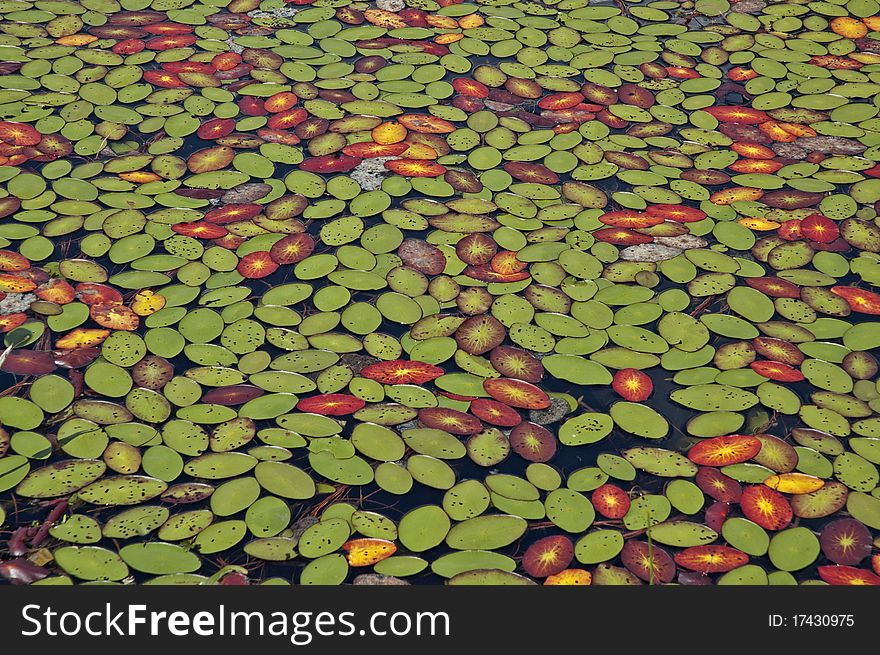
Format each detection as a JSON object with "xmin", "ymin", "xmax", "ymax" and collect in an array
[
  {"xmin": 342, "ymin": 538, "xmax": 397, "ymax": 567},
  {"xmin": 34, "ymin": 279, "xmax": 76, "ymax": 304},
  {"xmin": 0, "ymin": 121, "xmax": 41, "ymax": 146},
  {"xmin": 397, "ymin": 114, "xmax": 456, "ymax": 133},
  {"xmin": 0, "ymin": 313, "xmax": 27, "ymax": 333},
  {"xmin": 384, "ymin": 159, "xmax": 446, "ymax": 177},
  {"xmin": 90, "ymin": 303, "xmax": 140, "ymax": 331},
  {"xmin": 544, "ymin": 568, "xmax": 591, "ymax": 585},
  {"xmin": 55, "ymin": 328, "xmax": 111, "ymax": 349},
  {"xmin": 343, "ymin": 141, "xmax": 408, "ymax": 158},
  {"xmin": 75, "ymin": 283, "xmax": 123, "ymax": 306},
  {"xmin": 0, "ymin": 250, "xmax": 30, "ymax": 271},
  {"xmin": 0, "ymin": 274, "xmax": 36, "ymax": 293}
]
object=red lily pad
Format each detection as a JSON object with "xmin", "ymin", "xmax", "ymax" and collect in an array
[
  {"xmin": 818, "ymin": 565, "xmax": 880, "ymax": 586},
  {"xmin": 537, "ymin": 92, "xmax": 585, "ymax": 110},
  {"xmin": 592, "ymin": 227, "xmax": 654, "ymax": 245},
  {"xmin": 143, "ymin": 70, "xmax": 186, "ymax": 88},
  {"xmin": 751, "ymin": 337, "xmax": 805, "ymax": 366},
  {"xmin": 740, "ymin": 485, "xmax": 792, "ymax": 531},
  {"xmin": 645, "ymin": 204, "xmax": 707, "ymax": 223},
  {"xmin": 172, "ymin": 222, "xmax": 228, "ymax": 239},
  {"xmin": 674, "ymin": 545, "xmax": 749, "ymax": 573},
  {"xmin": 750, "ymin": 360, "xmax": 805, "ymax": 382},
  {"xmin": 490, "ymin": 251, "xmax": 527, "ymax": 275},
  {"xmin": 0, "ymin": 350, "xmax": 56, "ymax": 376},
  {"xmin": 360, "ymin": 360, "xmax": 444, "ymax": 385},
  {"xmin": 296, "ymin": 394, "xmax": 365, "ymax": 416},
  {"xmin": 462, "ymin": 265, "xmax": 530, "ymax": 283},
  {"xmin": 299, "ymin": 154, "xmax": 361, "ymax": 174},
  {"xmin": 90, "ymin": 303, "xmax": 139, "ymax": 331},
  {"xmin": 831, "ymin": 286, "xmax": 880, "ymax": 315},
  {"xmin": 201, "ymin": 385, "xmax": 266, "ymax": 406},
  {"xmin": 0, "ymin": 313, "xmax": 28, "ymax": 333},
  {"xmin": 34, "ymin": 279, "xmax": 76, "ymax": 305},
  {"xmin": 204, "ymin": 203, "xmax": 261, "ymax": 225},
  {"xmin": 503, "ymin": 162, "xmax": 559, "ymax": 185},
  {"xmin": 611, "ymin": 368, "xmax": 653, "ymax": 402},
  {"xmin": 800, "ymin": 214, "xmax": 840, "ymax": 244},
  {"xmin": 0, "ymin": 121, "xmax": 41, "ymax": 146},
  {"xmin": 777, "ymin": 219, "xmax": 803, "ymax": 240},
  {"xmin": 702, "ymin": 105, "xmax": 769, "ymax": 124},
  {"xmin": 695, "ymin": 467, "xmax": 742, "ymax": 503},
  {"xmin": 819, "ymin": 518, "xmax": 872, "ymax": 565},
  {"xmin": 343, "ymin": 142, "xmax": 408, "ymax": 158},
  {"xmin": 266, "ymin": 108, "xmax": 307, "ymax": 129},
  {"xmin": 744, "ymin": 277, "xmax": 802, "ymax": 298},
  {"xmin": 469, "ymin": 398, "xmax": 522, "ymax": 427},
  {"xmin": 237, "ymin": 251, "xmax": 278, "ymax": 279},
  {"xmin": 269, "ymin": 234, "xmax": 315, "ymax": 265},
  {"xmin": 591, "ymin": 483, "xmax": 631, "ymax": 519},
  {"xmin": 489, "ymin": 346, "xmax": 544, "ymax": 383},
  {"xmin": 53, "ymin": 347, "xmax": 100, "ymax": 369},
  {"xmin": 397, "ymin": 114, "xmax": 456, "ymax": 134},
  {"xmin": 483, "ymin": 377, "xmax": 550, "ymax": 410},
  {"xmin": 418, "ymin": 407, "xmax": 483, "ymax": 435},
  {"xmin": 197, "ymin": 118, "xmax": 236, "ymax": 140},
  {"xmin": 451, "ymin": 78, "xmax": 489, "ymax": 98},
  {"xmin": 522, "ymin": 535, "xmax": 574, "ymax": 578},
  {"xmin": 131, "ymin": 355, "xmax": 174, "ymax": 389},
  {"xmin": 509, "ymin": 421, "xmax": 556, "ymax": 462},
  {"xmin": 0, "ymin": 250, "xmax": 30, "ymax": 271},
  {"xmin": 599, "ymin": 210, "xmax": 664, "ymax": 229},
  {"xmin": 705, "ymin": 500, "xmax": 730, "ymax": 533},
  {"xmin": 621, "ymin": 540, "xmax": 676, "ymax": 583}
]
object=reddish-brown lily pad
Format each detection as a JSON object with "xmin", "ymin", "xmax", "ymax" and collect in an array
[
  {"xmin": 483, "ymin": 378, "xmax": 550, "ymax": 410},
  {"xmin": 522, "ymin": 535, "xmax": 574, "ymax": 578}
]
